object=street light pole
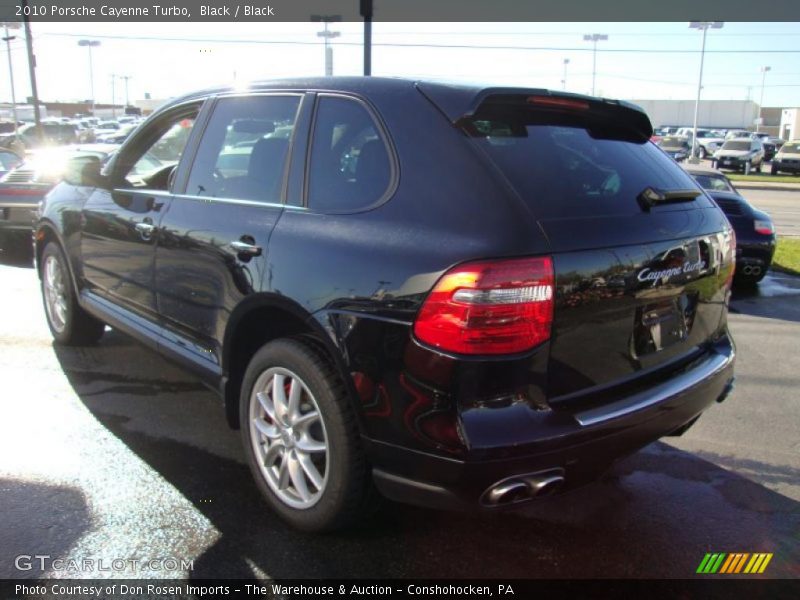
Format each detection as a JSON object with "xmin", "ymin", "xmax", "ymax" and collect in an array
[
  {"xmin": 78, "ymin": 39, "xmax": 100, "ymax": 116},
  {"xmin": 110, "ymin": 73, "xmax": 116, "ymax": 118},
  {"xmin": 757, "ymin": 66, "xmax": 771, "ymax": 133},
  {"xmin": 311, "ymin": 15, "xmax": 341, "ymax": 76},
  {"xmin": 561, "ymin": 58, "xmax": 570, "ymax": 91},
  {"xmin": 120, "ymin": 75, "xmax": 132, "ymax": 107},
  {"xmin": 688, "ymin": 22, "xmax": 723, "ymax": 162},
  {"xmin": 2, "ymin": 22, "xmax": 21, "ymax": 143},
  {"xmin": 583, "ymin": 34, "xmax": 608, "ymax": 96}
]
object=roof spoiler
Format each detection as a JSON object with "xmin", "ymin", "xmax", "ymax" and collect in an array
[{"xmin": 416, "ymin": 83, "xmax": 653, "ymax": 142}]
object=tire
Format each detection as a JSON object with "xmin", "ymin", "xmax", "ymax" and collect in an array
[
  {"xmin": 771, "ymin": 165, "xmax": 779, "ymax": 175},
  {"xmin": 756, "ymin": 162, "xmax": 762, "ymax": 173},
  {"xmin": 239, "ymin": 338, "xmax": 377, "ymax": 532},
  {"xmin": 40, "ymin": 242, "xmax": 105, "ymax": 345}
]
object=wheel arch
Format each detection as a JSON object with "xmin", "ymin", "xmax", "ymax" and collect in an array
[
  {"xmin": 221, "ymin": 294, "xmax": 359, "ymax": 431},
  {"xmin": 34, "ymin": 221, "xmax": 80, "ymax": 292}
]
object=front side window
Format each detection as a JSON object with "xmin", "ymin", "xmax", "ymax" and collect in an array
[
  {"xmin": 118, "ymin": 109, "xmax": 198, "ymax": 191},
  {"xmin": 184, "ymin": 95, "xmax": 300, "ymax": 203},
  {"xmin": 307, "ymin": 96, "xmax": 392, "ymax": 212}
]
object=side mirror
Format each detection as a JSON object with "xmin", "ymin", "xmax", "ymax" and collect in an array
[{"xmin": 65, "ymin": 157, "xmax": 108, "ymax": 188}]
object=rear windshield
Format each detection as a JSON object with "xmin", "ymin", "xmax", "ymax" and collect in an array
[
  {"xmin": 722, "ymin": 141, "xmax": 751, "ymax": 151},
  {"xmin": 691, "ymin": 173, "xmax": 735, "ymax": 193},
  {"xmin": 466, "ymin": 114, "xmax": 702, "ymax": 218}
]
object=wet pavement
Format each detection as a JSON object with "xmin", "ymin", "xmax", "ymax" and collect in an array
[{"xmin": 0, "ymin": 253, "xmax": 798, "ymax": 580}]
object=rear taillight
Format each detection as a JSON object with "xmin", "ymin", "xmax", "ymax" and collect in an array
[
  {"xmin": 725, "ymin": 229, "xmax": 737, "ymax": 289},
  {"xmin": 0, "ymin": 187, "xmax": 43, "ymax": 196},
  {"xmin": 413, "ymin": 256, "xmax": 554, "ymax": 355},
  {"xmin": 527, "ymin": 96, "xmax": 589, "ymax": 111},
  {"xmin": 754, "ymin": 219, "xmax": 775, "ymax": 235}
]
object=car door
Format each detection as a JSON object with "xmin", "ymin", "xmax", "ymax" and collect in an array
[
  {"xmin": 80, "ymin": 101, "xmax": 204, "ymax": 325},
  {"xmin": 154, "ymin": 93, "xmax": 309, "ymax": 373},
  {"xmin": 753, "ymin": 139, "xmax": 764, "ymax": 165}
]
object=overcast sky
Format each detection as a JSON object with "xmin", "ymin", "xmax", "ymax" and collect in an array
[{"xmin": 2, "ymin": 21, "xmax": 799, "ymax": 107}]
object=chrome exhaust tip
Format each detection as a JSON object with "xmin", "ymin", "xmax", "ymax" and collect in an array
[
  {"xmin": 524, "ymin": 473, "xmax": 565, "ymax": 498},
  {"xmin": 480, "ymin": 469, "xmax": 566, "ymax": 507},
  {"xmin": 483, "ymin": 480, "xmax": 531, "ymax": 506}
]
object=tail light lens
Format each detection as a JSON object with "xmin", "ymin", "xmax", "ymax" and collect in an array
[
  {"xmin": 754, "ymin": 219, "xmax": 775, "ymax": 235},
  {"xmin": 413, "ymin": 256, "xmax": 554, "ymax": 355},
  {"xmin": 724, "ymin": 228, "xmax": 737, "ymax": 290},
  {"xmin": 0, "ymin": 187, "xmax": 44, "ymax": 196}
]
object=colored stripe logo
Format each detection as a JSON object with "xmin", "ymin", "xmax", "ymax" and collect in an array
[{"xmin": 696, "ymin": 552, "xmax": 773, "ymax": 574}]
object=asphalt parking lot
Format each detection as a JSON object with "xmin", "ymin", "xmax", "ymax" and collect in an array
[{"xmin": 0, "ymin": 246, "xmax": 798, "ymax": 581}]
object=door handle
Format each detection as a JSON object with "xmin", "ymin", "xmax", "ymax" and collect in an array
[
  {"xmin": 230, "ymin": 239, "xmax": 262, "ymax": 257},
  {"xmin": 135, "ymin": 221, "xmax": 156, "ymax": 241}
]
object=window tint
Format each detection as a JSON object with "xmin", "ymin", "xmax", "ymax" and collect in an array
[
  {"xmin": 184, "ymin": 95, "xmax": 300, "ymax": 203},
  {"xmin": 123, "ymin": 116, "xmax": 196, "ymax": 190},
  {"xmin": 307, "ymin": 96, "xmax": 391, "ymax": 211},
  {"xmin": 468, "ymin": 117, "xmax": 702, "ymax": 219}
]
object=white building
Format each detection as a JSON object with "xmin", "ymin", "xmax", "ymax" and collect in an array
[
  {"xmin": 779, "ymin": 109, "xmax": 800, "ymax": 141},
  {"xmin": 628, "ymin": 99, "xmax": 760, "ymax": 130}
]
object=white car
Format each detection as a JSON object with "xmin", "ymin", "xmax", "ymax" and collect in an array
[{"xmin": 674, "ymin": 127, "xmax": 725, "ymax": 158}]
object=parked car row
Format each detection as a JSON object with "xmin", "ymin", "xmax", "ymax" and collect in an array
[
  {"xmin": 655, "ymin": 129, "xmax": 799, "ymax": 176},
  {"xmin": 0, "ymin": 116, "xmax": 144, "ymax": 153}
]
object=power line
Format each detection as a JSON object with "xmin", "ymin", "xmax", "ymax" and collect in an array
[{"xmin": 32, "ymin": 31, "xmax": 800, "ymax": 54}]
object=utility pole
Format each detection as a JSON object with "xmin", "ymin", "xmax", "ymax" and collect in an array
[
  {"xmin": 583, "ymin": 33, "xmax": 608, "ymax": 96},
  {"xmin": 2, "ymin": 22, "xmax": 21, "ymax": 142},
  {"xmin": 120, "ymin": 75, "xmax": 132, "ymax": 107},
  {"xmin": 561, "ymin": 58, "xmax": 570, "ymax": 91},
  {"xmin": 311, "ymin": 15, "xmax": 341, "ymax": 76},
  {"xmin": 21, "ymin": 0, "xmax": 42, "ymax": 138},
  {"xmin": 757, "ymin": 66, "xmax": 771, "ymax": 133},
  {"xmin": 360, "ymin": 0, "xmax": 372, "ymax": 76},
  {"xmin": 688, "ymin": 22, "xmax": 724, "ymax": 162}
]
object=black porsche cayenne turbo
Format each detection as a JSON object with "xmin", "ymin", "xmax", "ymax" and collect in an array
[{"xmin": 34, "ymin": 78, "xmax": 736, "ymax": 531}]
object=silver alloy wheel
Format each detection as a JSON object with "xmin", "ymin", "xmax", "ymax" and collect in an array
[
  {"xmin": 43, "ymin": 254, "xmax": 68, "ymax": 334},
  {"xmin": 249, "ymin": 367, "xmax": 329, "ymax": 510}
]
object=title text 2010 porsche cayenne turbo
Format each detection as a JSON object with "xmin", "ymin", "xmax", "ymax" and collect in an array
[{"xmin": 35, "ymin": 78, "xmax": 736, "ymax": 531}]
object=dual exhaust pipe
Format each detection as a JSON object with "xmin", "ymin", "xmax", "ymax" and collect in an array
[
  {"xmin": 741, "ymin": 265, "xmax": 762, "ymax": 276},
  {"xmin": 481, "ymin": 470, "xmax": 565, "ymax": 507}
]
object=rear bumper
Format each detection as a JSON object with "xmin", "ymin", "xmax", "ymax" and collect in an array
[
  {"xmin": 736, "ymin": 239, "xmax": 776, "ymax": 275},
  {"xmin": 714, "ymin": 158, "xmax": 753, "ymax": 170},
  {"xmin": 368, "ymin": 333, "xmax": 735, "ymax": 511},
  {"xmin": 772, "ymin": 161, "xmax": 800, "ymax": 173}
]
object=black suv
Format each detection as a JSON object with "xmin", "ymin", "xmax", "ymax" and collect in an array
[{"xmin": 35, "ymin": 78, "xmax": 736, "ymax": 531}]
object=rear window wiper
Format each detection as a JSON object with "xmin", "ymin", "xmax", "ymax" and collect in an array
[{"xmin": 637, "ymin": 187, "xmax": 701, "ymax": 211}]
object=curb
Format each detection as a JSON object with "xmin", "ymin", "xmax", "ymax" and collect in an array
[{"xmin": 733, "ymin": 182, "xmax": 800, "ymax": 193}]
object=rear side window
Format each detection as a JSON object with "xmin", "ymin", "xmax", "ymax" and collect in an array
[
  {"xmin": 466, "ymin": 111, "xmax": 704, "ymax": 219},
  {"xmin": 307, "ymin": 96, "xmax": 392, "ymax": 212}
]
